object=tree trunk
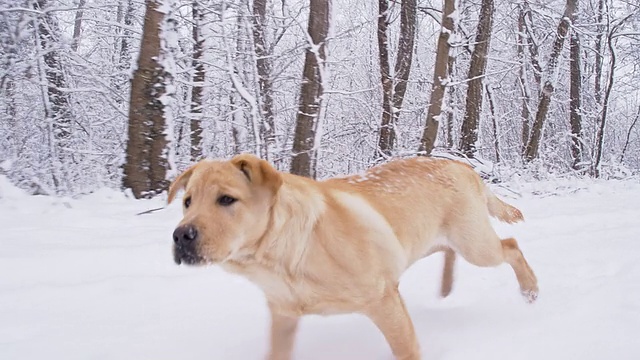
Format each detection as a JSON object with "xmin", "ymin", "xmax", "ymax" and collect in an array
[
  {"xmin": 517, "ymin": 4, "xmax": 531, "ymax": 155},
  {"xmin": 486, "ymin": 84, "xmax": 500, "ymax": 162},
  {"xmin": 114, "ymin": 0, "xmax": 134, "ymax": 104},
  {"xmin": 389, "ymin": 0, "xmax": 416, "ymax": 144},
  {"xmin": 443, "ymin": 49, "xmax": 458, "ymax": 149},
  {"xmin": 418, "ymin": 0, "xmax": 455, "ymax": 155},
  {"xmin": 34, "ymin": 0, "xmax": 71, "ymax": 145},
  {"xmin": 33, "ymin": 0, "xmax": 72, "ymax": 191},
  {"xmin": 524, "ymin": 0, "xmax": 577, "ymax": 162},
  {"xmin": 252, "ymin": 0, "xmax": 276, "ymax": 161},
  {"xmin": 71, "ymin": 0, "xmax": 86, "ymax": 52},
  {"xmin": 620, "ymin": 106, "xmax": 640, "ymax": 163},
  {"xmin": 459, "ymin": 0, "xmax": 494, "ymax": 158},
  {"xmin": 190, "ymin": 0, "xmax": 204, "ymax": 161},
  {"xmin": 1, "ymin": 11, "xmax": 17, "ymax": 123},
  {"xmin": 569, "ymin": 23, "xmax": 583, "ymax": 170},
  {"xmin": 375, "ymin": 0, "xmax": 392, "ymax": 160},
  {"xmin": 290, "ymin": 0, "xmax": 331, "ymax": 178},
  {"xmin": 375, "ymin": 0, "xmax": 416, "ymax": 160},
  {"xmin": 592, "ymin": 17, "xmax": 617, "ymax": 177},
  {"xmin": 521, "ymin": 1, "xmax": 542, "ymax": 85},
  {"xmin": 119, "ymin": 0, "xmax": 134, "ymax": 66},
  {"xmin": 594, "ymin": 0, "xmax": 605, "ymax": 105},
  {"xmin": 123, "ymin": 0, "xmax": 170, "ymax": 198}
]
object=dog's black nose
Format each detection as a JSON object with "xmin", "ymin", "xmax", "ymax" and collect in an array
[{"xmin": 173, "ymin": 225, "xmax": 198, "ymax": 245}]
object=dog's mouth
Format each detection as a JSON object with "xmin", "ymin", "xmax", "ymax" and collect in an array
[{"xmin": 173, "ymin": 245, "xmax": 205, "ymax": 265}]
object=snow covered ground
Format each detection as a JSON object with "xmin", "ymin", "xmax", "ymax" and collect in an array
[{"xmin": 1, "ymin": 176, "xmax": 640, "ymax": 360}]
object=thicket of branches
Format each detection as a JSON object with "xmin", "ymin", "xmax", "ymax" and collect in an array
[{"xmin": 1, "ymin": 0, "xmax": 639, "ymax": 196}]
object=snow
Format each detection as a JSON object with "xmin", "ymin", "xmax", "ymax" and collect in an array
[{"xmin": 1, "ymin": 177, "xmax": 640, "ymax": 359}]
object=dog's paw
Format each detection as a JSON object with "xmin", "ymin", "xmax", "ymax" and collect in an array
[{"xmin": 521, "ymin": 289, "xmax": 538, "ymax": 303}]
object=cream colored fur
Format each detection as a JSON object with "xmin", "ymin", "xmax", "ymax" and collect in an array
[{"xmin": 168, "ymin": 154, "xmax": 538, "ymax": 360}]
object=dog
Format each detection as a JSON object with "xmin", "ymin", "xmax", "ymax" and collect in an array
[{"xmin": 168, "ymin": 154, "xmax": 538, "ymax": 360}]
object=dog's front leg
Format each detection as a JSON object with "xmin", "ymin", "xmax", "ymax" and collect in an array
[
  {"xmin": 365, "ymin": 287, "xmax": 420, "ymax": 360},
  {"xmin": 266, "ymin": 304, "xmax": 299, "ymax": 360}
]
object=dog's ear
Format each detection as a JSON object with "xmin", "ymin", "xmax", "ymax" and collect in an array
[
  {"xmin": 230, "ymin": 154, "xmax": 282, "ymax": 194},
  {"xmin": 167, "ymin": 163, "xmax": 199, "ymax": 204}
]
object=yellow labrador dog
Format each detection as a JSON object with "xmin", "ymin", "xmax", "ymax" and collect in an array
[{"xmin": 168, "ymin": 154, "xmax": 537, "ymax": 360}]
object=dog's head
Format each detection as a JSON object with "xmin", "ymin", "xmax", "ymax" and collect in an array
[{"xmin": 168, "ymin": 154, "xmax": 283, "ymax": 265}]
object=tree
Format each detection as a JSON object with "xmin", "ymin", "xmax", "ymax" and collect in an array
[
  {"xmin": 568, "ymin": 12, "xmax": 583, "ymax": 171},
  {"xmin": 2, "ymin": 0, "xmax": 640, "ymax": 195},
  {"xmin": 33, "ymin": 0, "xmax": 73, "ymax": 190},
  {"xmin": 517, "ymin": 2, "xmax": 533, "ymax": 155},
  {"xmin": 375, "ymin": 0, "xmax": 417, "ymax": 160},
  {"xmin": 123, "ymin": 0, "xmax": 172, "ymax": 198},
  {"xmin": 189, "ymin": 0, "xmax": 204, "ymax": 161},
  {"xmin": 524, "ymin": 0, "xmax": 577, "ymax": 162},
  {"xmin": 290, "ymin": 0, "xmax": 331, "ymax": 178},
  {"xmin": 593, "ymin": 0, "xmax": 605, "ymax": 105},
  {"xmin": 485, "ymin": 84, "xmax": 500, "ymax": 162},
  {"xmin": 459, "ymin": 0, "xmax": 494, "ymax": 158},
  {"xmin": 71, "ymin": 0, "xmax": 86, "ymax": 52},
  {"xmin": 515, "ymin": 0, "xmax": 544, "ymax": 156},
  {"xmin": 592, "ymin": 9, "xmax": 636, "ymax": 177},
  {"xmin": 418, "ymin": 0, "xmax": 456, "ymax": 155},
  {"xmin": 114, "ymin": 0, "xmax": 134, "ymax": 103},
  {"xmin": 252, "ymin": 0, "xmax": 276, "ymax": 162},
  {"xmin": 376, "ymin": 0, "xmax": 392, "ymax": 159}
]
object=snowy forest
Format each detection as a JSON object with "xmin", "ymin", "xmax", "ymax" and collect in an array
[
  {"xmin": 1, "ymin": 0, "xmax": 639, "ymax": 197},
  {"xmin": 3, "ymin": 1, "xmax": 640, "ymax": 359}
]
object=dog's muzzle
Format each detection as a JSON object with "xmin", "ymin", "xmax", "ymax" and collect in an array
[{"xmin": 172, "ymin": 224, "xmax": 203, "ymax": 265}]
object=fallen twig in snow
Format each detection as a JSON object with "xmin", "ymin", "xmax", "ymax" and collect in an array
[{"xmin": 136, "ymin": 207, "xmax": 165, "ymax": 216}]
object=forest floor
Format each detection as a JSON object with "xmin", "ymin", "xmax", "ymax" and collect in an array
[{"xmin": 1, "ymin": 176, "xmax": 639, "ymax": 360}]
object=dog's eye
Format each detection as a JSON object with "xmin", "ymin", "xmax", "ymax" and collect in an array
[
  {"xmin": 217, "ymin": 195, "xmax": 237, "ymax": 206},
  {"xmin": 184, "ymin": 196, "xmax": 192, "ymax": 208}
]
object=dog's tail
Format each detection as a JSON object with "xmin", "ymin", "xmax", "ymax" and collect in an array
[
  {"xmin": 440, "ymin": 248, "xmax": 456, "ymax": 298},
  {"xmin": 485, "ymin": 186, "xmax": 524, "ymax": 224}
]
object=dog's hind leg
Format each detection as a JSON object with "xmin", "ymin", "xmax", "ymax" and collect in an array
[
  {"xmin": 440, "ymin": 248, "xmax": 456, "ymax": 298},
  {"xmin": 501, "ymin": 237, "xmax": 538, "ymax": 302},
  {"xmin": 447, "ymin": 216, "xmax": 538, "ymax": 302}
]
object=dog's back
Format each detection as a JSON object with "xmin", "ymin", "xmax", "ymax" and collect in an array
[{"xmin": 325, "ymin": 157, "xmax": 496, "ymax": 266}]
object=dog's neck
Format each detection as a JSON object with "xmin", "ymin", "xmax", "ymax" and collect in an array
[{"xmin": 228, "ymin": 175, "xmax": 326, "ymax": 277}]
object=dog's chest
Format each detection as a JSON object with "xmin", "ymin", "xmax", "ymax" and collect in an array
[{"xmin": 227, "ymin": 263, "xmax": 336, "ymax": 316}]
